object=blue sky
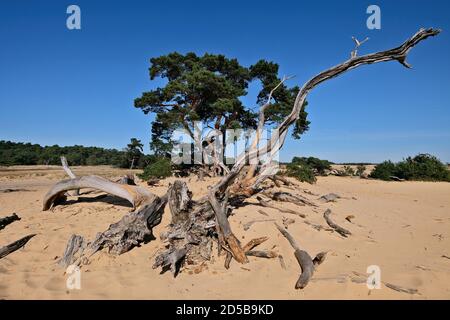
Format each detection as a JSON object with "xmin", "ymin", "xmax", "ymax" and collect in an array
[{"xmin": 0, "ymin": 0, "xmax": 449, "ymax": 163}]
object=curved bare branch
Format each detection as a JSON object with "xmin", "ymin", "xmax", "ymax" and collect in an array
[{"xmin": 42, "ymin": 175, "xmax": 156, "ymax": 211}]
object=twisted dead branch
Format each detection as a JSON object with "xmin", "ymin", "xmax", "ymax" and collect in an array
[{"xmin": 275, "ymin": 223, "xmax": 326, "ymax": 289}]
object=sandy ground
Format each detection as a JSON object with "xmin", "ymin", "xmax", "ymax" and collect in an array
[{"xmin": 0, "ymin": 165, "xmax": 449, "ymax": 300}]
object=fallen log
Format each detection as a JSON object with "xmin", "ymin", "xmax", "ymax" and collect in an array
[
  {"xmin": 43, "ymin": 175, "xmax": 155, "ymax": 211},
  {"xmin": 275, "ymin": 223, "xmax": 326, "ymax": 289},
  {"xmin": 0, "ymin": 234, "xmax": 36, "ymax": 259},
  {"xmin": 0, "ymin": 213, "xmax": 20, "ymax": 230},
  {"xmin": 323, "ymin": 209, "xmax": 352, "ymax": 237}
]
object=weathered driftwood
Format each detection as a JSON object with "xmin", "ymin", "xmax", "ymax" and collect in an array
[
  {"xmin": 318, "ymin": 193, "xmax": 341, "ymax": 203},
  {"xmin": 43, "ymin": 175, "xmax": 155, "ymax": 210},
  {"xmin": 384, "ymin": 282, "xmax": 419, "ymax": 295},
  {"xmin": 60, "ymin": 156, "xmax": 79, "ymax": 196},
  {"xmin": 154, "ymin": 181, "xmax": 217, "ymax": 275},
  {"xmin": 59, "ymin": 192, "xmax": 166, "ymax": 267},
  {"xmin": 257, "ymin": 196, "xmax": 306, "ymax": 218},
  {"xmin": 233, "ymin": 28, "xmax": 441, "ymax": 195},
  {"xmin": 323, "ymin": 209, "xmax": 352, "ymax": 237},
  {"xmin": 265, "ymin": 191, "xmax": 317, "ymax": 207},
  {"xmin": 243, "ymin": 219, "xmax": 276, "ymax": 231},
  {"xmin": 304, "ymin": 220, "xmax": 333, "ymax": 232},
  {"xmin": 278, "ymin": 254, "xmax": 287, "ymax": 270},
  {"xmin": 345, "ymin": 215, "xmax": 355, "ymax": 223},
  {"xmin": 0, "ymin": 234, "xmax": 36, "ymax": 259},
  {"xmin": 0, "ymin": 213, "xmax": 20, "ymax": 230},
  {"xmin": 58, "ymin": 234, "xmax": 86, "ymax": 268},
  {"xmin": 209, "ymin": 190, "xmax": 248, "ymax": 264},
  {"xmin": 275, "ymin": 223, "xmax": 326, "ymax": 289},
  {"xmin": 0, "ymin": 188, "xmax": 33, "ymax": 193},
  {"xmin": 282, "ymin": 217, "xmax": 295, "ymax": 229},
  {"xmin": 257, "ymin": 209, "xmax": 270, "ymax": 217},
  {"xmin": 225, "ymin": 236, "xmax": 271, "ymax": 269},
  {"xmin": 246, "ymin": 250, "xmax": 277, "ymax": 258}
]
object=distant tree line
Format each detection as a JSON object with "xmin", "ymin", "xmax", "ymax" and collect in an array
[{"xmin": 0, "ymin": 139, "xmax": 157, "ymax": 169}]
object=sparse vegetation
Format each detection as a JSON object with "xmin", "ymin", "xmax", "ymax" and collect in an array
[
  {"xmin": 284, "ymin": 162, "xmax": 316, "ymax": 184},
  {"xmin": 370, "ymin": 154, "xmax": 450, "ymax": 182},
  {"xmin": 356, "ymin": 164, "xmax": 367, "ymax": 177},
  {"xmin": 138, "ymin": 158, "xmax": 172, "ymax": 180},
  {"xmin": 291, "ymin": 156, "xmax": 332, "ymax": 175}
]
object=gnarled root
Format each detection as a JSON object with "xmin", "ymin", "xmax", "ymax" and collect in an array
[
  {"xmin": 58, "ymin": 192, "xmax": 167, "ymax": 267},
  {"xmin": 275, "ymin": 223, "xmax": 326, "ymax": 289}
]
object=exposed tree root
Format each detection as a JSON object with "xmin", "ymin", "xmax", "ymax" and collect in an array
[
  {"xmin": 323, "ymin": 209, "xmax": 352, "ymax": 237},
  {"xmin": 257, "ymin": 196, "xmax": 306, "ymax": 218},
  {"xmin": 243, "ymin": 219, "xmax": 276, "ymax": 231},
  {"xmin": 264, "ymin": 191, "xmax": 318, "ymax": 207},
  {"xmin": 60, "ymin": 156, "xmax": 79, "ymax": 196},
  {"xmin": 58, "ymin": 192, "xmax": 167, "ymax": 267},
  {"xmin": 43, "ymin": 175, "xmax": 156, "ymax": 210},
  {"xmin": 224, "ymin": 236, "xmax": 274, "ymax": 269},
  {"xmin": 275, "ymin": 223, "xmax": 326, "ymax": 289}
]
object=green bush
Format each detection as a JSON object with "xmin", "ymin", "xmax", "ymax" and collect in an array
[
  {"xmin": 138, "ymin": 158, "xmax": 172, "ymax": 180},
  {"xmin": 370, "ymin": 154, "xmax": 450, "ymax": 182},
  {"xmin": 369, "ymin": 161, "xmax": 397, "ymax": 180},
  {"xmin": 291, "ymin": 156, "xmax": 332, "ymax": 175},
  {"xmin": 284, "ymin": 162, "xmax": 316, "ymax": 184}
]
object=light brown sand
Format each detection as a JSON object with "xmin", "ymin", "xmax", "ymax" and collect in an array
[{"xmin": 0, "ymin": 166, "xmax": 449, "ymax": 299}]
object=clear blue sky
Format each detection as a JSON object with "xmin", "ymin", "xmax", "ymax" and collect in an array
[{"xmin": 1, "ymin": 0, "xmax": 449, "ymax": 163}]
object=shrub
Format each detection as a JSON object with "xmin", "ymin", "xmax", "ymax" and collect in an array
[
  {"xmin": 138, "ymin": 158, "xmax": 172, "ymax": 180},
  {"xmin": 370, "ymin": 154, "xmax": 450, "ymax": 182},
  {"xmin": 356, "ymin": 164, "xmax": 367, "ymax": 176},
  {"xmin": 284, "ymin": 162, "xmax": 317, "ymax": 184},
  {"xmin": 291, "ymin": 156, "xmax": 332, "ymax": 175},
  {"xmin": 369, "ymin": 161, "xmax": 397, "ymax": 180},
  {"xmin": 336, "ymin": 165, "xmax": 355, "ymax": 176}
]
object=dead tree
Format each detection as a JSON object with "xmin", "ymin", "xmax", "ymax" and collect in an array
[{"xmin": 45, "ymin": 28, "xmax": 440, "ymax": 277}]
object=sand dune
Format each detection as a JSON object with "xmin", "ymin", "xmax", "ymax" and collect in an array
[{"xmin": 0, "ymin": 166, "xmax": 449, "ymax": 299}]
